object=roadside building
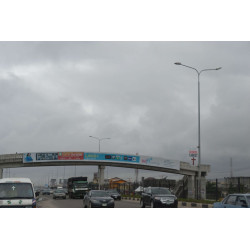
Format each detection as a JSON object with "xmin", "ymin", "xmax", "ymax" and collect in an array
[{"xmin": 109, "ymin": 177, "xmax": 127, "ymax": 189}]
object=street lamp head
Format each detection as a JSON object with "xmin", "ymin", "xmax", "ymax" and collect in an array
[
  {"xmin": 216, "ymin": 67, "xmax": 222, "ymax": 70},
  {"xmin": 174, "ymin": 62, "xmax": 182, "ymax": 65}
]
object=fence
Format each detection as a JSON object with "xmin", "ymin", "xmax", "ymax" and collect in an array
[{"xmin": 206, "ymin": 178, "xmax": 250, "ymax": 201}]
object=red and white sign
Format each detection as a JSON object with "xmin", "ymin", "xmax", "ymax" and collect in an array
[
  {"xmin": 189, "ymin": 150, "xmax": 198, "ymax": 157},
  {"xmin": 58, "ymin": 152, "xmax": 84, "ymax": 160},
  {"xmin": 189, "ymin": 150, "xmax": 198, "ymax": 166}
]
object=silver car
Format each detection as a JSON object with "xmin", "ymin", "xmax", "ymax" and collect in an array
[{"xmin": 53, "ymin": 189, "xmax": 66, "ymax": 199}]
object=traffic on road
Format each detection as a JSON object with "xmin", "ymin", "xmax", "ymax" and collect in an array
[{"xmin": 2, "ymin": 176, "xmax": 249, "ymax": 208}]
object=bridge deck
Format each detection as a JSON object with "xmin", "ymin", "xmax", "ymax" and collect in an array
[{"xmin": 0, "ymin": 153, "xmax": 210, "ymax": 177}]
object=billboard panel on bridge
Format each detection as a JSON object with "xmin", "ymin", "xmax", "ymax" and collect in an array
[
  {"xmin": 140, "ymin": 156, "xmax": 180, "ymax": 170},
  {"xmin": 23, "ymin": 152, "xmax": 84, "ymax": 163},
  {"xmin": 84, "ymin": 152, "xmax": 140, "ymax": 163},
  {"xmin": 58, "ymin": 152, "xmax": 84, "ymax": 160},
  {"xmin": 22, "ymin": 152, "xmax": 180, "ymax": 170}
]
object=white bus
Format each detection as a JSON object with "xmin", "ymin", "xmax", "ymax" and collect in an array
[{"xmin": 0, "ymin": 178, "xmax": 37, "ymax": 208}]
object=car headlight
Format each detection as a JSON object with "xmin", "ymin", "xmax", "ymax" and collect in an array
[
  {"xmin": 108, "ymin": 199, "xmax": 114, "ymax": 203},
  {"xmin": 92, "ymin": 199, "xmax": 100, "ymax": 203},
  {"xmin": 154, "ymin": 197, "xmax": 161, "ymax": 200}
]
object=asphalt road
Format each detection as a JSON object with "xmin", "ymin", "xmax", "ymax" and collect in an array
[
  {"xmin": 37, "ymin": 195, "xmax": 203, "ymax": 208},
  {"xmin": 37, "ymin": 194, "xmax": 140, "ymax": 208}
]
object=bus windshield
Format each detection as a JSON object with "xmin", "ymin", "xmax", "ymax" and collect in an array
[{"xmin": 0, "ymin": 183, "xmax": 34, "ymax": 199}]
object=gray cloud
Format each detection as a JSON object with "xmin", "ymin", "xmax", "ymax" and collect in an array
[{"xmin": 1, "ymin": 42, "xmax": 250, "ymax": 184}]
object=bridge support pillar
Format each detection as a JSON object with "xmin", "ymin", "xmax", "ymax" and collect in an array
[
  {"xmin": 0, "ymin": 168, "xmax": 3, "ymax": 179},
  {"xmin": 187, "ymin": 176, "xmax": 195, "ymax": 199},
  {"xmin": 200, "ymin": 176, "xmax": 206, "ymax": 200},
  {"xmin": 98, "ymin": 165, "xmax": 105, "ymax": 190}
]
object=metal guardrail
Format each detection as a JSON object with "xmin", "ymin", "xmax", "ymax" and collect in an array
[{"xmin": 0, "ymin": 153, "xmax": 23, "ymax": 163}]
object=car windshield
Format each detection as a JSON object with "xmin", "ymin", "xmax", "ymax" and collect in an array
[
  {"xmin": 151, "ymin": 188, "xmax": 171, "ymax": 195},
  {"xmin": 0, "ymin": 183, "xmax": 34, "ymax": 199},
  {"xmin": 91, "ymin": 191, "xmax": 109, "ymax": 197},
  {"xmin": 74, "ymin": 182, "xmax": 88, "ymax": 188},
  {"xmin": 55, "ymin": 190, "xmax": 65, "ymax": 193}
]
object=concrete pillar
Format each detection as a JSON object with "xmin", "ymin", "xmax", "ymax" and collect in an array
[
  {"xmin": 98, "ymin": 165, "xmax": 105, "ymax": 189},
  {"xmin": 0, "ymin": 168, "xmax": 3, "ymax": 179},
  {"xmin": 187, "ymin": 175, "xmax": 195, "ymax": 199},
  {"xmin": 200, "ymin": 176, "xmax": 206, "ymax": 200}
]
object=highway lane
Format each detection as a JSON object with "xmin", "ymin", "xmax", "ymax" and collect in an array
[
  {"xmin": 37, "ymin": 195, "xmax": 197, "ymax": 208},
  {"xmin": 37, "ymin": 195, "xmax": 140, "ymax": 208}
]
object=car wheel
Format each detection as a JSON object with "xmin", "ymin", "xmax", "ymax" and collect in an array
[
  {"xmin": 150, "ymin": 200, "xmax": 154, "ymax": 208},
  {"xmin": 140, "ymin": 199, "xmax": 145, "ymax": 208}
]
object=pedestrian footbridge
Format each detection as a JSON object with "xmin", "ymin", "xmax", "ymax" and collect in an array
[{"xmin": 0, "ymin": 152, "xmax": 210, "ymax": 199}]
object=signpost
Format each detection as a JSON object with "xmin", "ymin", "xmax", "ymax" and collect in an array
[{"xmin": 189, "ymin": 150, "xmax": 198, "ymax": 166}]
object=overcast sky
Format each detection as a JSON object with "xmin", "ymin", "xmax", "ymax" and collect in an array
[{"xmin": 1, "ymin": 42, "xmax": 250, "ymax": 185}]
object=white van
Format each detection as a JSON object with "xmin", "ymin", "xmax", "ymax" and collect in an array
[{"xmin": 0, "ymin": 178, "xmax": 37, "ymax": 208}]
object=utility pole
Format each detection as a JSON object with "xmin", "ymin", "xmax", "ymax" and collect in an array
[
  {"xmin": 135, "ymin": 168, "xmax": 138, "ymax": 184},
  {"xmin": 175, "ymin": 62, "xmax": 221, "ymax": 200},
  {"xmin": 230, "ymin": 157, "xmax": 233, "ymax": 178}
]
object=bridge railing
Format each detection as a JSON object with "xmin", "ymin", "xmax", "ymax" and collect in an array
[{"xmin": 0, "ymin": 153, "xmax": 23, "ymax": 163}]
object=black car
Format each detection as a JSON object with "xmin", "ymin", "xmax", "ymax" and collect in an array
[
  {"xmin": 140, "ymin": 187, "xmax": 178, "ymax": 208},
  {"xmin": 106, "ymin": 189, "xmax": 121, "ymax": 200},
  {"xmin": 83, "ymin": 190, "xmax": 115, "ymax": 208}
]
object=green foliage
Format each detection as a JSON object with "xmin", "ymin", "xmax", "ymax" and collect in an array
[
  {"xmin": 206, "ymin": 181, "xmax": 222, "ymax": 200},
  {"xmin": 228, "ymin": 182, "xmax": 247, "ymax": 194}
]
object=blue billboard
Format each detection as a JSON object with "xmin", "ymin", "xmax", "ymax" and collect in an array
[{"xmin": 84, "ymin": 152, "xmax": 140, "ymax": 163}]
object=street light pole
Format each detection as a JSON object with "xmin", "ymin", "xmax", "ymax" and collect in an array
[
  {"xmin": 89, "ymin": 136, "xmax": 111, "ymax": 190},
  {"xmin": 175, "ymin": 62, "xmax": 221, "ymax": 200},
  {"xmin": 89, "ymin": 136, "xmax": 110, "ymax": 153}
]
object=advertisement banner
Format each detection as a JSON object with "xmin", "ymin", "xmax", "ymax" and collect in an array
[
  {"xmin": 58, "ymin": 152, "xmax": 84, "ymax": 160},
  {"xmin": 23, "ymin": 152, "xmax": 179, "ymax": 170},
  {"xmin": 140, "ymin": 156, "xmax": 180, "ymax": 170},
  {"xmin": 84, "ymin": 152, "xmax": 140, "ymax": 163},
  {"xmin": 23, "ymin": 153, "xmax": 36, "ymax": 163},
  {"xmin": 37, "ymin": 152, "xmax": 58, "ymax": 161},
  {"xmin": 23, "ymin": 152, "xmax": 84, "ymax": 163}
]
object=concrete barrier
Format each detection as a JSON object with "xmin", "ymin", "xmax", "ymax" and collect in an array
[{"xmin": 121, "ymin": 197, "xmax": 213, "ymax": 207}]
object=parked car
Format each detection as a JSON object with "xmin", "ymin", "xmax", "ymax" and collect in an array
[
  {"xmin": 53, "ymin": 189, "xmax": 66, "ymax": 199},
  {"xmin": 83, "ymin": 190, "xmax": 115, "ymax": 208},
  {"xmin": 213, "ymin": 194, "xmax": 250, "ymax": 208},
  {"xmin": 140, "ymin": 187, "xmax": 178, "ymax": 208},
  {"xmin": 106, "ymin": 189, "xmax": 121, "ymax": 200},
  {"xmin": 42, "ymin": 189, "xmax": 51, "ymax": 195}
]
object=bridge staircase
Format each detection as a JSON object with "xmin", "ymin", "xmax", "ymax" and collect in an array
[{"xmin": 174, "ymin": 175, "xmax": 188, "ymax": 198}]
